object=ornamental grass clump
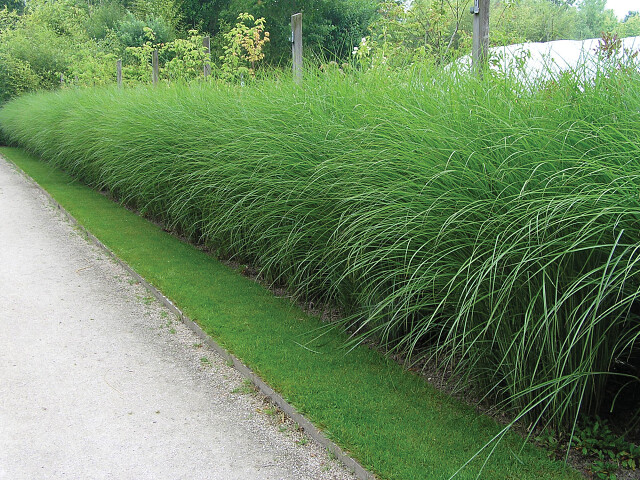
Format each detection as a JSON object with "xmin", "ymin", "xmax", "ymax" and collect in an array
[{"xmin": 1, "ymin": 64, "xmax": 639, "ymax": 439}]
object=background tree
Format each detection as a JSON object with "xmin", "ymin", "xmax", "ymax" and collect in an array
[
  {"xmin": 575, "ymin": 0, "xmax": 617, "ymax": 38},
  {"xmin": 491, "ymin": 0, "xmax": 578, "ymax": 44},
  {"xmin": 357, "ymin": 0, "xmax": 473, "ymax": 67},
  {"xmin": 1, "ymin": 0, "xmax": 637, "ymax": 103},
  {"xmin": 220, "ymin": 12, "xmax": 269, "ymax": 80},
  {"xmin": 615, "ymin": 10, "xmax": 640, "ymax": 38},
  {"xmin": 180, "ymin": 0, "xmax": 230, "ymax": 34},
  {"xmin": 1, "ymin": 0, "xmax": 24, "ymax": 13},
  {"xmin": 214, "ymin": 0, "xmax": 379, "ymax": 62},
  {"xmin": 126, "ymin": 0, "xmax": 182, "ymax": 30}
]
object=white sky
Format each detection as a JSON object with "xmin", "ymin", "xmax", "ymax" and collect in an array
[{"xmin": 605, "ymin": 0, "xmax": 638, "ymax": 19}]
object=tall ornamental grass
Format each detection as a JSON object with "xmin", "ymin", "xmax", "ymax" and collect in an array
[{"xmin": 2, "ymin": 65, "xmax": 639, "ymax": 434}]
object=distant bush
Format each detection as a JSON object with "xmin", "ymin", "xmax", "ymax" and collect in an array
[
  {"xmin": 114, "ymin": 12, "xmax": 174, "ymax": 48},
  {"xmin": 0, "ymin": 51, "xmax": 41, "ymax": 103},
  {"xmin": 85, "ymin": 1, "xmax": 127, "ymax": 40}
]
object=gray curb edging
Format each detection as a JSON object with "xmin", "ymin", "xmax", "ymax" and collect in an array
[{"xmin": 6, "ymin": 156, "xmax": 377, "ymax": 480}]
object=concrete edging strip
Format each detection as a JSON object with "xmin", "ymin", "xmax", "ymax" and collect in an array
[{"xmin": 6, "ymin": 156, "xmax": 376, "ymax": 480}]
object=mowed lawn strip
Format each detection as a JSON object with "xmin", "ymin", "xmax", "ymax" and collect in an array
[{"xmin": 1, "ymin": 146, "xmax": 582, "ymax": 480}]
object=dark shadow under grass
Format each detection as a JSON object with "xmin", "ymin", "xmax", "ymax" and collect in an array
[{"xmin": 0, "ymin": 146, "xmax": 583, "ymax": 480}]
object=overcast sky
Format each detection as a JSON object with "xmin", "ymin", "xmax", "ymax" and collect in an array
[{"xmin": 605, "ymin": 0, "xmax": 637, "ymax": 19}]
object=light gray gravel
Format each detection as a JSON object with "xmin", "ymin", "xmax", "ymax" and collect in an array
[{"xmin": 0, "ymin": 156, "xmax": 356, "ymax": 480}]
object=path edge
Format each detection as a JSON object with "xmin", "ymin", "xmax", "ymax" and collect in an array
[{"xmin": 4, "ymin": 154, "xmax": 377, "ymax": 480}]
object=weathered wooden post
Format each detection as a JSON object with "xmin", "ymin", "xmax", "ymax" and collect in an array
[
  {"xmin": 291, "ymin": 13, "xmax": 302, "ymax": 84},
  {"xmin": 203, "ymin": 36, "xmax": 211, "ymax": 79},
  {"xmin": 60, "ymin": 73, "xmax": 64, "ymax": 85},
  {"xmin": 471, "ymin": 0, "xmax": 490, "ymax": 75},
  {"xmin": 152, "ymin": 49, "xmax": 159, "ymax": 86},
  {"xmin": 116, "ymin": 59, "xmax": 122, "ymax": 88}
]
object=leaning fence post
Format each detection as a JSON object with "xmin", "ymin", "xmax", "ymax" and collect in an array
[
  {"xmin": 152, "ymin": 49, "xmax": 159, "ymax": 86},
  {"xmin": 116, "ymin": 59, "xmax": 122, "ymax": 88},
  {"xmin": 203, "ymin": 36, "xmax": 211, "ymax": 79},
  {"xmin": 291, "ymin": 13, "xmax": 302, "ymax": 84}
]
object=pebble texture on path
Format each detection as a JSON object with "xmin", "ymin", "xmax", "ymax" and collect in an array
[{"xmin": 0, "ymin": 157, "xmax": 355, "ymax": 480}]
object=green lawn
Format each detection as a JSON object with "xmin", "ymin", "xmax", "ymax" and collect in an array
[{"xmin": 1, "ymin": 146, "xmax": 582, "ymax": 480}]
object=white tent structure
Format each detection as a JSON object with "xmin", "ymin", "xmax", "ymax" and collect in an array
[{"xmin": 460, "ymin": 36, "xmax": 640, "ymax": 83}]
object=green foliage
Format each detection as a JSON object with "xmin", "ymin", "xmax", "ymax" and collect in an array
[
  {"xmin": 85, "ymin": 1, "xmax": 127, "ymax": 40},
  {"xmin": 538, "ymin": 416, "xmax": 640, "ymax": 479},
  {"xmin": 354, "ymin": 0, "xmax": 638, "ymax": 70},
  {"xmin": 122, "ymin": 27, "xmax": 211, "ymax": 83},
  {"xmin": 163, "ymin": 30, "xmax": 211, "ymax": 81},
  {"xmin": 26, "ymin": 0, "xmax": 88, "ymax": 38},
  {"xmin": 113, "ymin": 12, "xmax": 175, "ymax": 48},
  {"xmin": 0, "ymin": 50, "xmax": 39, "ymax": 102},
  {"xmin": 2, "ymin": 64, "xmax": 640, "ymax": 442},
  {"xmin": 0, "ymin": 0, "xmax": 24, "ymax": 14},
  {"xmin": 357, "ymin": 0, "xmax": 472, "ymax": 67},
  {"xmin": 491, "ymin": 0, "xmax": 579, "ymax": 44},
  {"xmin": 1, "ymin": 143, "xmax": 583, "ymax": 480},
  {"xmin": 576, "ymin": 0, "xmax": 618, "ymax": 38},
  {"xmin": 0, "ymin": 0, "xmax": 203, "ymax": 99},
  {"xmin": 220, "ymin": 12, "xmax": 268, "ymax": 80},
  {"xmin": 216, "ymin": 0, "xmax": 379, "ymax": 62},
  {"xmin": 0, "ymin": 22, "xmax": 72, "ymax": 89},
  {"xmin": 67, "ymin": 48, "xmax": 118, "ymax": 87},
  {"xmin": 179, "ymin": 0, "xmax": 228, "ymax": 35},
  {"xmin": 615, "ymin": 11, "xmax": 640, "ymax": 38},
  {"xmin": 128, "ymin": 0, "xmax": 182, "ymax": 29},
  {"xmin": 574, "ymin": 418, "xmax": 640, "ymax": 472},
  {"xmin": 0, "ymin": 6, "xmax": 20, "ymax": 32},
  {"xmin": 1, "ymin": 0, "xmax": 639, "ymax": 101},
  {"xmin": 295, "ymin": 0, "xmax": 380, "ymax": 59},
  {"xmin": 121, "ymin": 26, "xmax": 157, "ymax": 81},
  {"xmin": 0, "ymin": 0, "xmax": 120, "ymax": 100}
]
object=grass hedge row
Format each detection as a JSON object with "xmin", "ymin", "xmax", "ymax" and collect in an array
[{"xmin": 2, "ymin": 66, "xmax": 639, "ymax": 434}]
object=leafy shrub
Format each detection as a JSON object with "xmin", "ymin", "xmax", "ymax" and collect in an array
[
  {"xmin": 114, "ymin": 12, "xmax": 174, "ymax": 48},
  {"xmin": 537, "ymin": 417, "xmax": 640, "ymax": 478},
  {"xmin": 85, "ymin": 1, "xmax": 127, "ymax": 40},
  {"xmin": 0, "ymin": 51, "xmax": 41, "ymax": 103},
  {"xmin": 0, "ymin": 23, "xmax": 71, "ymax": 90},
  {"xmin": 162, "ymin": 30, "xmax": 211, "ymax": 81},
  {"xmin": 220, "ymin": 13, "xmax": 269, "ymax": 81},
  {"xmin": 122, "ymin": 27, "xmax": 210, "ymax": 83},
  {"xmin": 27, "ymin": 0, "xmax": 88, "ymax": 38}
]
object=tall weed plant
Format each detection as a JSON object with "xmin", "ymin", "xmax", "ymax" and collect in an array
[{"xmin": 1, "ymin": 64, "xmax": 639, "ymax": 438}]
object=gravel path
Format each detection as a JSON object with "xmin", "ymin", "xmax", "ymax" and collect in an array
[{"xmin": 0, "ymin": 156, "xmax": 355, "ymax": 480}]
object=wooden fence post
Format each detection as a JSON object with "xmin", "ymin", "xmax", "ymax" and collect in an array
[
  {"xmin": 116, "ymin": 59, "xmax": 122, "ymax": 88},
  {"xmin": 60, "ymin": 73, "xmax": 64, "ymax": 86},
  {"xmin": 203, "ymin": 36, "xmax": 211, "ymax": 79},
  {"xmin": 471, "ymin": 0, "xmax": 490, "ymax": 75},
  {"xmin": 291, "ymin": 13, "xmax": 302, "ymax": 84},
  {"xmin": 152, "ymin": 49, "xmax": 159, "ymax": 86}
]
